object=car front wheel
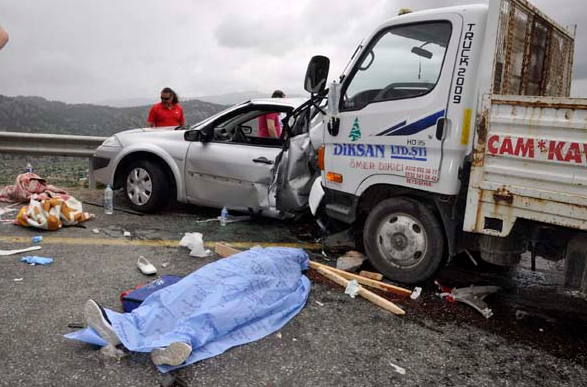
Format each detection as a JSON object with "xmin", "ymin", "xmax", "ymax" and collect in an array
[
  {"xmin": 123, "ymin": 160, "xmax": 169, "ymax": 213},
  {"xmin": 363, "ymin": 197, "xmax": 445, "ymax": 284}
]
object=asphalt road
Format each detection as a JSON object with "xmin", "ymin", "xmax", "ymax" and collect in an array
[{"xmin": 1, "ymin": 188, "xmax": 586, "ymax": 387}]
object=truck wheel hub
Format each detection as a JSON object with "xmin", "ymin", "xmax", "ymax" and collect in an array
[
  {"xmin": 377, "ymin": 213, "xmax": 427, "ymax": 269},
  {"xmin": 392, "ymin": 233, "xmax": 408, "ymax": 250}
]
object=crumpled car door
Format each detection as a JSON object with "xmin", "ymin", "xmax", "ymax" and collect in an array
[{"xmin": 271, "ymin": 131, "xmax": 318, "ymax": 214}]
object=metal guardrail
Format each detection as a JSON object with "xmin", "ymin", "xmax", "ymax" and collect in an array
[{"xmin": 0, "ymin": 131, "xmax": 106, "ymax": 188}]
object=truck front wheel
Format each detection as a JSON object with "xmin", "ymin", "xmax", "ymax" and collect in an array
[{"xmin": 363, "ymin": 198, "xmax": 445, "ymax": 284}]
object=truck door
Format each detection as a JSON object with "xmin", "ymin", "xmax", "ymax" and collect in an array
[{"xmin": 325, "ymin": 16, "xmax": 461, "ymax": 194}]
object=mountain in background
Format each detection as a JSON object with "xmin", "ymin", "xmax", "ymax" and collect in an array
[
  {"xmin": 96, "ymin": 91, "xmax": 265, "ymax": 107},
  {"xmin": 0, "ymin": 95, "xmax": 227, "ymax": 137},
  {"xmin": 188, "ymin": 91, "xmax": 269, "ymax": 105},
  {"xmin": 97, "ymin": 90, "xmax": 305, "ymax": 108}
]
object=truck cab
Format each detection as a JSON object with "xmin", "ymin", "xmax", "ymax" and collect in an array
[{"xmin": 306, "ymin": 0, "xmax": 582, "ymax": 285}]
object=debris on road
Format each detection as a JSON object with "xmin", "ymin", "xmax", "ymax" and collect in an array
[
  {"xmin": 336, "ymin": 250, "xmax": 366, "ymax": 272},
  {"xmin": 359, "ymin": 270, "xmax": 383, "ymax": 281},
  {"xmin": 161, "ymin": 262, "xmax": 170, "ymax": 268},
  {"xmin": 389, "ymin": 361, "xmax": 406, "ymax": 375},
  {"xmin": 211, "ymin": 243, "xmax": 408, "ymax": 313},
  {"xmin": 123, "ymin": 230, "xmax": 131, "ymax": 237},
  {"xmin": 92, "ymin": 228, "xmax": 100, "ymax": 234},
  {"xmin": 0, "ymin": 245, "xmax": 41, "ymax": 256},
  {"xmin": 215, "ymin": 242, "xmax": 242, "ymax": 258},
  {"xmin": 315, "ymin": 266, "xmax": 405, "ymax": 315},
  {"xmin": 435, "ymin": 280, "xmax": 500, "ymax": 319},
  {"xmin": 20, "ymin": 255, "xmax": 53, "ymax": 265},
  {"xmin": 32, "ymin": 236, "xmax": 42, "ymax": 243},
  {"xmin": 344, "ymin": 279, "xmax": 360, "ymax": 298},
  {"xmin": 410, "ymin": 287, "xmax": 422, "ymax": 300},
  {"xmin": 309, "ymin": 261, "xmax": 412, "ymax": 297},
  {"xmin": 13, "ymin": 278, "xmax": 23, "ymax": 282},
  {"xmin": 194, "ymin": 215, "xmax": 252, "ymax": 224},
  {"xmin": 179, "ymin": 232, "xmax": 212, "ymax": 257},
  {"xmin": 315, "ymin": 300, "xmax": 324, "ymax": 307}
]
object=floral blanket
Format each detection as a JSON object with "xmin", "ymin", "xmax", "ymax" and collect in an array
[
  {"xmin": 0, "ymin": 173, "xmax": 69, "ymax": 203},
  {"xmin": 16, "ymin": 195, "xmax": 94, "ymax": 230}
]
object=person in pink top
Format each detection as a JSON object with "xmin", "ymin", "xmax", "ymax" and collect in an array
[
  {"xmin": 0, "ymin": 23, "xmax": 9, "ymax": 51},
  {"xmin": 258, "ymin": 90, "xmax": 285, "ymax": 138}
]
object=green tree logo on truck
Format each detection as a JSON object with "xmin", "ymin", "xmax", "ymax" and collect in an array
[{"xmin": 349, "ymin": 117, "xmax": 361, "ymax": 142}]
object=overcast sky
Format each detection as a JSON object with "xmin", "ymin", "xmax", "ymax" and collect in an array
[{"xmin": 0, "ymin": 0, "xmax": 585, "ymax": 105}]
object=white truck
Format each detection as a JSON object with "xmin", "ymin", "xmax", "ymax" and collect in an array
[{"xmin": 303, "ymin": 0, "xmax": 587, "ymax": 288}]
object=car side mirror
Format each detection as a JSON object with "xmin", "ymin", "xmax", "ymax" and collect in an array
[
  {"xmin": 184, "ymin": 130, "xmax": 201, "ymax": 142},
  {"xmin": 183, "ymin": 130, "xmax": 200, "ymax": 141},
  {"xmin": 241, "ymin": 125, "xmax": 252, "ymax": 135},
  {"xmin": 304, "ymin": 55, "xmax": 330, "ymax": 94}
]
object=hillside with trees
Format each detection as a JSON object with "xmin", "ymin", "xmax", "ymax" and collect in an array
[{"xmin": 0, "ymin": 95, "xmax": 227, "ymax": 136}]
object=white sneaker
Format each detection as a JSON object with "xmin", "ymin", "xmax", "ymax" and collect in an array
[
  {"xmin": 151, "ymin": 342, "xmax": 192, "ymax": 366},
  {"xmin": 84, "ymin": 299, "xmax": 121, "ymax": 346}
]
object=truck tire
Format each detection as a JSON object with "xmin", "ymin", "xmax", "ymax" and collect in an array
[
  {"xmin": 363, "ymin": 198, "xmax": 444, "ymax": 284},
  {"xmin": 123, "ymin": 160, "xmax": 169, "ymax": 213}
]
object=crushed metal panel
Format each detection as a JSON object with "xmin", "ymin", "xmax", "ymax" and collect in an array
[
  {"xmin": 491, "ymin": 0, "xmax": 574, "ymax": 97},
  {"xmin": 464, "ymin": 95, "xmax": 587, "ymax": 236},
  {"xmin": 272, "ymin": 133, "xmax": 317, "ymax": 213}
]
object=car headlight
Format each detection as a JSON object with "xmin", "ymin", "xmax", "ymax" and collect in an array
[{"xmin": 101, "ymin": 136, "xmax": 122, "ymax": 148}]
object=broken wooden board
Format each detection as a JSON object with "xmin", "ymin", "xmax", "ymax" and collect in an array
[
  {"xmin": 309, "ymin": 261, "xmax": 412, "ymax": 297},
  {"xmin": 215, "ymin": 242, "xmax": 243, "ymax": 258},
  {"xmin": 315, "ymin": 266, "xmax": 405, "ymax": 315},
  {"xmin": 359, "ymin": 270, "xmax": 383, "ymax": 281}
]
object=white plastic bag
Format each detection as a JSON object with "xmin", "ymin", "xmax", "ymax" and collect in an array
[
  {"xmin": 179, "ymin": 232, "xmax": 212, "ymax": 257},
  {"xmin": 344, "ymin": 279, "xmax": 360, "ymax": 298}
]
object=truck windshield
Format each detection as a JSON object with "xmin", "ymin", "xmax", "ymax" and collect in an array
[{"xmin": 342, "ymin": 21, "xmax": 452, "ymax": 111}]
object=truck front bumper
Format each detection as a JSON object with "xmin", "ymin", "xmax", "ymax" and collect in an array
[{"xmin": 324, "ymin": 187, "xmax": 359, "ymax": 225}]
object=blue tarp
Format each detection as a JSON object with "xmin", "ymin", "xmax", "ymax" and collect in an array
[{"xmin": 65, "ymin": 247, "xmax": 311, "ymax": 372}]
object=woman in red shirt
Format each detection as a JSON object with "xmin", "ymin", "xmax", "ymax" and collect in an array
[{"xmin": 147, "ymin": 87, "xmax": 186, "ymax": 128}]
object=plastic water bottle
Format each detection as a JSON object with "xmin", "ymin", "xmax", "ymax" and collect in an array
[
  {"xmin": 25, "ymin": 162, "xmax": 33, "ymax": 173},
  {"xmin": 104, "ymin": 185, "xmax": 114, "ymax": 215},
  {"xmin": 220, "ymin": 206, "xmax": 228, "ymax": 227}
]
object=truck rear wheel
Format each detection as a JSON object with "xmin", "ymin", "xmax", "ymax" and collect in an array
[{"xmin": 363, "ymin": 198, "xmax": 444, "ymax": 284}]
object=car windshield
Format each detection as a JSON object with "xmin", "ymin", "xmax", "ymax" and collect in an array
[{"xmin": 188, "ymin": 103, "xmax": 247, "ymax": 130}]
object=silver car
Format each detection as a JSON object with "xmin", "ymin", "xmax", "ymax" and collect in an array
[{"xmin": 91, "ymin": 98, "xmax": 321, "ymax": 217}]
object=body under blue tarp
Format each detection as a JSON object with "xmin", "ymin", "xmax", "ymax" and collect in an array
[{"xmin": 65, "ymin": 247, "xmax": 311, "ymax": 372}]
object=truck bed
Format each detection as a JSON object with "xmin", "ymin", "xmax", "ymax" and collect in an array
[{"xmin": 464, "ymin": 94, "xmax": 587, "ymax": 236}]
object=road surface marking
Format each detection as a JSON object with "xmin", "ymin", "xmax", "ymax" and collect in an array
[{"xmin": 0, "ymin": 236, "xmax": 323, "ymax": 250}]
